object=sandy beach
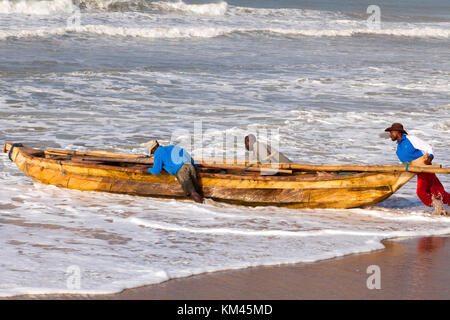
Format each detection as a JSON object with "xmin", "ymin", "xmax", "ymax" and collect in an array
[{"xmin": 9, "ymin": 235, "xmax": 450, "ymax": 300}]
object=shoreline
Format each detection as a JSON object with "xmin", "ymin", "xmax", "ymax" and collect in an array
[{"xmin": 6, "ymin": 235, "xmax": 450, "ymax": 300}]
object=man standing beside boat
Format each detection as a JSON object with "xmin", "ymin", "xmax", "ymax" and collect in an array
[
  {"xmin": 146, "ymin": 140, "xmax": 204, "ymax": 204},
  {"xmin": 385, "ymin": 123, "xmax": 449, "ymax": 215}
]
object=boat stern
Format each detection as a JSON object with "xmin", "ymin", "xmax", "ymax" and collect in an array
[
  {"xmin": 3, "ymin": 142, "xmax": 25, "ymax": 163},
  {"xmin": 3, "ymin": 142, "xmax": 13, "ymax": 154}
]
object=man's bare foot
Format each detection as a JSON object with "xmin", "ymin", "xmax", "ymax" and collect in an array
[
  {"xmin": 431, "ymin": 196, "xmax": 447, "ymax": 216},
  {"xmin": 442, "ymin": 204, "xmax": 450, "ymax": 216},
  {"xmin": 191, "ymin": 192, "xmax": 204, "ymax": 204}
]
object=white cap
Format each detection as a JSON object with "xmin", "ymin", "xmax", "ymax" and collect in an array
[{"xmin": 147, "ymin": 140, "xmax": 159, "ymax": 154}]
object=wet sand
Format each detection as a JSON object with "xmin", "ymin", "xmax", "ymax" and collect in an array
[{"xmin": 8, "ymin": 236, "xmax": 450, "ymax": 300}]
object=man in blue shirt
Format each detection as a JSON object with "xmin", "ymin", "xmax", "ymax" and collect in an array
[
  {"xmin": 385, "ymin": 123, "xmax": 449, "ymax": 214},
  {"xmin": 147, "ymin": 140, "xmax": 204, "ymax": 203}
]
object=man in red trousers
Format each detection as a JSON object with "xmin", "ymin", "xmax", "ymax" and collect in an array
[{"xmin": 385, "ymin": 123, "xmax": 449, "ymax": 215}]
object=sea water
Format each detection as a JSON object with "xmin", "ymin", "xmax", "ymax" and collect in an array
[{"xmin": 0, "ymin": 0, "xmax": 449, "ymax": 296}]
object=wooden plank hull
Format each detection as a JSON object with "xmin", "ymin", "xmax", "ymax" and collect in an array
[{"xmin": 4, "ymin": 143, "xmax": 416, "ymax": 209}]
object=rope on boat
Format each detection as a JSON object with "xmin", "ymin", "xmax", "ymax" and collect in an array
[
  {"xmin": 404, "ymin": 162, "xmax": 411, "ymax": 172},
  {"xmin": 8, "ymin": 143, "xmax": 23, "ymax": 161},
  {"xmin": 242, "ymin": 163, "xmax": 253, "ymax": 173},
  {"xmin": 59, "ymin": 160, "xmax": 66, "ymax": 175},
  {"xmin": 242, "ymin": 160, "xmax": 262, "ymax": 174}
]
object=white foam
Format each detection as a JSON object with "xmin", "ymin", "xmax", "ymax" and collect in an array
[
  {"xmin": 0, "ymin": 0, "xmax": 75, "ymax": 14},
  {"xmin": 130, "ymin": 216, "xmax": 450, "ymax": 238},
  {"xmin": 1, "ymin": 25, "xmax": 449, "ymax": 40},
  {"xmin": 0, "ymin": 0, "xmax": 333, "ymax": 21},
  {"xmin": 73, "ymin": 0, "xmax": 228, "ymax": 15},
  {"xmin": 259, "ymin": 27, "xmax": 450, "ymax": 38},
  {"xmin": 350, "ymin": 208, "xmax": 450, "ymax": 222},
  {"xmin": 153, "ymin": 0, "xmax": 228, "ymax": 16},
  {"xmin": 0, "ymin": 25, "xmax": 233, "ymax": 40}
]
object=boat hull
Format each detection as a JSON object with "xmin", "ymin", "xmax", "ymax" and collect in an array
[{"xmin": 4, "ymin": 143, "xmax": 416, "ymax": 209}]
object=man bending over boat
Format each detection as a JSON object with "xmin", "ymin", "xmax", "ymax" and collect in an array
[
  {"xmin": 245, "ymin": 134, "xmax": 292, "ymax": 164},
  {"xmin": 244, "ymin": 134, "xmax": 337, "ymax": 178},
  {"xmin": 385, "ymin": 123, "xmax": 449, "ymax": 215},
  {"xmin": 146, "ymin": 140, "xmax": 204, "ymax": 204}
]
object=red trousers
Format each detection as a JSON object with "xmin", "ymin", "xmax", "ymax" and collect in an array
[{"xmin": 416, "ymin": 173, "xmax": 450, "ymax": 207}]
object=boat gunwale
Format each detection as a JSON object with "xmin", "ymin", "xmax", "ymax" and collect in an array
[
  {"xmin": 3, "ymin": 143, "xmax": 419, "ymax": 209},
  {"xmin": 12, "ymin": 146, "xmax": 385, "ymax": 182}
]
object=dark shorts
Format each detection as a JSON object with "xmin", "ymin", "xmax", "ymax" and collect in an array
[{"xmin": 175, "ymin": 163, "xmax": 200, "ymax": 197}]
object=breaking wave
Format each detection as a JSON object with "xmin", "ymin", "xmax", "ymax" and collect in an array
[
  {"xmin": 148, "ymin": 0, "xmax": 227, "ymax": 16},
  {"xmin": 1, "ymin": 25, "xmax": 449, "ymax": 40},
  {"xmin": 0, "ymin": 0, "xmax": 75, "ymax": 14},
  {"xmin": 0, "ymin": 25, "xmax": 231, "ymax": 40},
  {"xmin": 0, "ymin": 0, "xmax": 361, "ymax": 19},
  {"xmin": 75, "ymin": 0, "xmax": 228, "ymax": 15},
  {"xmin": 0, "ymin": 0, "xmax": 228, "ymax": 15},
  {"xmin": 263, "ymin": 27, "xmax": 450, "ymax": 38}
]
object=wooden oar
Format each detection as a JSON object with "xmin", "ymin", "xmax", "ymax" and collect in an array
[
  {"xmin": 53, "ymin": 152, "xmax": 450, "ymax": 174},
  {"xmin": 199, "ymin": 159, "xmax": 447, "ymax": 173},
  {"xmin": 45, "ymin": 149, "xmax": 145, "ymax": 159},
  {"xmin": 70, "ymin": 156, "xmax": 293, "ymax": 174},
  {"xmin": 280, "ymin": 163, "xmax": 448, "ymax": 174},
  {"xmin": 71, "ymin": 156, "xmax": 153, "ymax": 164},
  {"xmin": 196, "ymin": 163, "xmax": 293, "ymax": 174}
]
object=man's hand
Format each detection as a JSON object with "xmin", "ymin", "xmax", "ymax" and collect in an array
[{"xmin": 424, "ymin": 155, "xmax": 433, "ymax": 165}]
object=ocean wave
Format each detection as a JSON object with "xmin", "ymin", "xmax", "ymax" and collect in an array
[
  {"xmin": 150, "ymin": 0, "xmax": 227, "ymax": 16},
  {"xmin": 1, "ymin": 25, "xmax": 449, "ymax": 40},
  {"xmin": 0, "ymin": 25, "xmax": 231, "ymax": 40},
  {"xmin": 75, "ymin": 0, "xmax": 338, "ymax": 20},
  {"xmin": 431, "ymin": 104, "xmax": 450, "ymax": 111},
  {"xmin": 0, "ymin": 0, "xmax": 228, "ymax": 15},
  {"xmin": 433, "ymin": 120, "xmax": 450, "ymax": 131},
  {"xmin": 76, "ymin": 0, "xmax": 228, "ymax": 15},
  {"xmin": 0, "ymin": 0, "xmax": 340, "ymax": 19},
  {"xmin": 259, "ymin": 27, "xmax": 450, "ymax": 38},
  {"xmin": 0, "ymin": 0, "xmax": 75, "ymax": 14}
]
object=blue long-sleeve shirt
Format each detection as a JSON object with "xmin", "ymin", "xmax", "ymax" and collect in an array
[
  {"xmin": 148, "ymin": 145, "xmax": 197, "ymax": 176},
  {"xmin": 396, "ymin": 134, "xmax": 434, "ymax": 163}
]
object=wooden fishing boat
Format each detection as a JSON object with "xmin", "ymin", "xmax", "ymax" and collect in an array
[{"xmin": 4, "ymin": 142, "xmax": 449, "ymax": 209}]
